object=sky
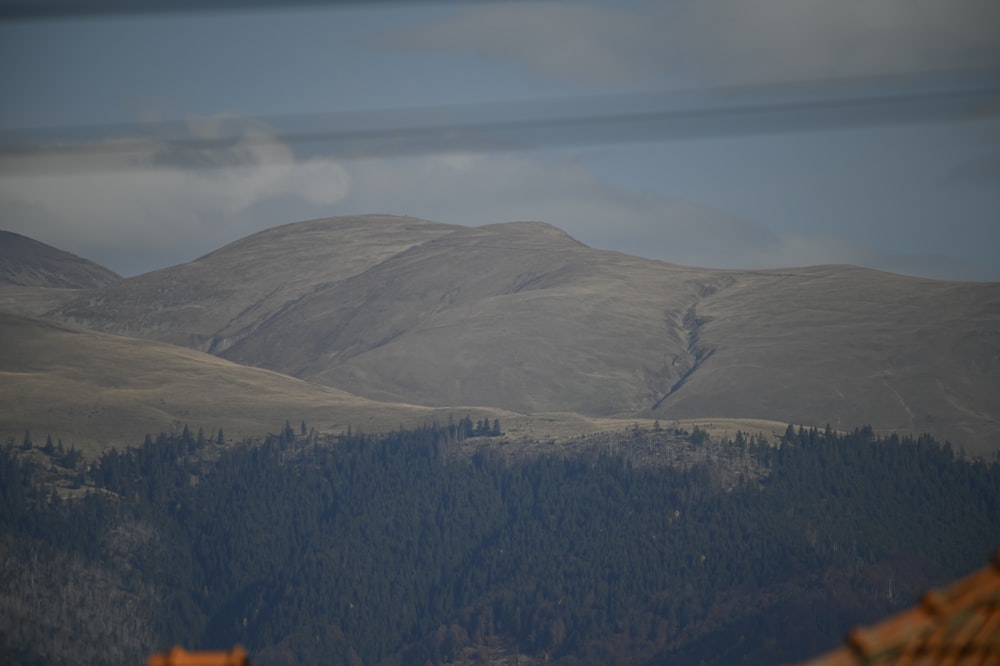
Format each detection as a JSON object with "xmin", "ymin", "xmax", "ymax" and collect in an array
[{"xmin": 0, "ymin": 0, "xmax": 998, "ymax": 280}]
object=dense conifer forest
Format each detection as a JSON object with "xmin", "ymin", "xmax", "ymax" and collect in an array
[{"xmin": 1, "ymin": 421, "xmax": 998, "ymax": 665}]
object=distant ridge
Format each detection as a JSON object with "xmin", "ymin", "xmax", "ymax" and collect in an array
[
  {"xmin": 14, "ymin": 215, "xmax": 1000, "ymax": 455},
  {"xmin": 0, "ymin": 230, "xmax": 119, "ymax": 288},
  {"xmin": 53, "ymin": 215, "xmax": 461, "ymax": 350}
]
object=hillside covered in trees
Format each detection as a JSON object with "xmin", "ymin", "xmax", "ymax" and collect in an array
[{"xmin": 1, "ymin": 422, "xmax": 998, "ymax": 665}]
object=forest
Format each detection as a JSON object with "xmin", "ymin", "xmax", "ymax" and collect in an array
[{"xmin": 1, "ymin": 419, "xmax": 998, "ymax": 665}]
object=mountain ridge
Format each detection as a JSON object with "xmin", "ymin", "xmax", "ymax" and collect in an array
[
  {"xmin": 51, "ymin": 215, "xmax": 461, "ymax": 351},
  {"xmin": 0, "ymin": 229, "xmax": 120, "ymax": 289},
  {"xmin": 6, "ymin": 215, "xmax": 998, "ymax": 454}
]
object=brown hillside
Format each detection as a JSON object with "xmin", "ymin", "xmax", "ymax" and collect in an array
[
  {"xmin": 0, "ymin": 313, "xmax": 506, "ymax": 457},
  {"xmin": 0, "ymin": 311, "xmax": 728, "ymax": 456},
  {"xmin": 53, "ymin": 215, "xmax": 460, "ymax": 350},
  {"xmin": 654, "ymin": 265, "xmax": 1000, "ymax": 454},
  {"xmin": 41, "ymin": 216, "xmax": 1000, "ymax": 455},
  {"xmin": 222, "ymin": 221, "xmax": 718, "ymax": 416},
  {"xmin": 0, "ymin": 229, "xmax": 119, "ymax": 289}
]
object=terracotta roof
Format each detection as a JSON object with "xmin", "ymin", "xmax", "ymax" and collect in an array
[
  {"xmin": 146, "ymin": 646, "xmax": 248, "ymax": 666},
  {"xmin": 798, "ymin": 553, "xmax": 1000, "ymax": 665}
]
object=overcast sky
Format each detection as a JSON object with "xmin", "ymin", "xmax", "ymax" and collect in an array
[{"xmin": 1, "ymin": 0, "xmax": 998, "ymax": 280}]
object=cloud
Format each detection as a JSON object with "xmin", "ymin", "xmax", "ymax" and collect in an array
[
  {"xmin": 3, "ymin": 135, "xmax": 778, "ymax": 275},
  {"xmin": 327, "ymin": 150, "xmax": 952, "ymax": 277},
  {"xmin": 333, "ymin": 151, "xmax": 777, "ymax": 259},
  {"xmin": 379, "ymin": 0, "xmax": 1000, "ymax": 86},
  {"xmin": 0, "ymin": 119, "xmax": 350, "ymax": 275},
  {"xmin": 335, "ymin": 148, "xmax": 1000, "ymax": 280},
  {"xmin": 1, "ymin": 119, "xmax": 986, "ymax": 280}
]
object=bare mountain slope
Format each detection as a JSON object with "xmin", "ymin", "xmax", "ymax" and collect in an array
[
  {"xmin": 0, "ymin": 312, "xmax": 508, "ymax": 456},
  {"xmin": 0, "ymin": 230, "xmax": 120, "ymax": 317},
  {"xmin": 53, "ymin": 215, "xmax": 460, "ymax": 350},
  {"xmin": 654, "ymin": 265, "xmax": 1000, "ymax": 454},
  {"xmin": 222, "ymin": 221, "xmax": 718, "ymax": 415},
  {"xmin": 2, "ymin": 311, "xmax": 723, "ymax": 456},
  {"xmin": 0, "ymin": 230, "xmax": 120, "ymax": 289},
  {"xmin": 44, "ymin": 216, "xmax": 1000, "ymax": 454}
]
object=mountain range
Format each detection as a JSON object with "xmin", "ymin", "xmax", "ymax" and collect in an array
[{"xmin": 2, "ymin": 215, "xmax": 997, "ymax": 455}]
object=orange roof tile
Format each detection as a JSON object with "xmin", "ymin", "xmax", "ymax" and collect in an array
[
  {"xmin": 798, "ymin": 553, "xmax": 1000, "ymax": 666},
  {"xmin": 146, "ymin": 645, "xmax": 248, "ymax": 666}
]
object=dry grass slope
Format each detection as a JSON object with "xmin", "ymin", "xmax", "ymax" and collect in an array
[
  {"xmin": 17, "ymin": 215, "xmax": 1000, "ymax": 456},
  {"xmin": 0, "ymin": 229, "xmax": 119, "ymax": 289},
  {"xmin": 51, "ymin": 215, "xmax": 460, "ymax": 351},
  {"xmin": 0, "ymin": 312, "xmax": 744, "ymax": 457},
  {"xmin": 223, "ymin": 221, "xmax": 719, "ymax": 415},
  {"xmin": 0, "ymin": 313, "xmax": 509, "ymax": 457},
  {"xmin": 657, "ymin": 265, "xmax": 1000, "ymax": 455}
]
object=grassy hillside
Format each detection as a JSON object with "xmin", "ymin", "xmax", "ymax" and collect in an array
[
  {"xmin": 52, "ymin": 215, "xmax": 460, "ymax": 350},
  {"xmin": 0, "ymin": 313, "xmax": 508, "ymax": 457},
  {"xmin": 2, "ymin": 311, "xmax": 753, "ymax": 456},
  {"xmin": 0, "ymin": 229, "xmax": 119, "ymax": 289},
  {"xmin": 657, "ymin": 265, "xmax": 1000, "ymax": 455},
  {"xmin": 222, "ymin": 221, "xmax": 716, "ymax": 416},
  {"xmin": 24, "ymin": 215, "xmax": 1000, "ymax": 454}
]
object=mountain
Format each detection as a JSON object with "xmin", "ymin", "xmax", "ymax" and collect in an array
[
  {"xmin": 654, "ymin": 265, "xmax": 1000, "ymax": 454},
  {"xmin": 52, "ymin": 215, "xmax": 460, "ymax": 349},
  {"xmin": 51, "ymin": 216, "xmax": 720, "ymax": 413},
  {"xmin": 4, "ymin": 311, "xmax": 719, "ymax": 454},
  {"xmin": 220, "ymin": 221, "xmax": 721, "ymax": 417},
  {"xmin": 35, "ymin": 215, "xmax": 1000, "ymax": 454},
  {"xmin": 0, "ymin": 312, "xmax": 510, "ymax": 456},
  {"xmin": 0, "ymin": 229, "xmax": 119, "ymax": 289}
]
